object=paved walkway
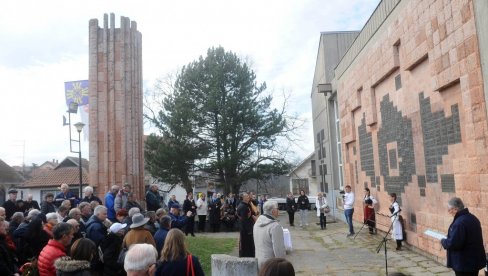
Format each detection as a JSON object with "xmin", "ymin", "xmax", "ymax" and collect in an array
[
  {"xmin": 282, "ymin": 213, "xmax": 454, "ymax": 276},
  {"xmin": 201, "ymin": 212, "xmax": 455, "ymax": 276}
]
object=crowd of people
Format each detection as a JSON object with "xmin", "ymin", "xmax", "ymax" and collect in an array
[
  {"xmin": 0, "ymin": 184, "xmax": 297, "ymax": 276},
  {"xmin": 3, "ymin": 181, "xmax": 483, "ymax": 276}
]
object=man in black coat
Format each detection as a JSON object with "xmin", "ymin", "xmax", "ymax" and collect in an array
[
  {"xmin": 286, "ymin": 192, "xmax": 297, "ymax": 226},
  {"xmin": 236, "ymin": 192, "xmax": 256, "ymax": 257},
  {"xmin": 145, "ymin": 184, "xmax": 163, "ymax": 212},
  {"xmin": 441, "ymin": 197, "xmax": 486, "ymax": 276},
  {"xmin": 3, "ymin": 189, "xmax": 20, "ymax": 221}
]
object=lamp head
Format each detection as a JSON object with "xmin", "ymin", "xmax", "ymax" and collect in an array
[{"xmin": 74, "ymin": 122, "xmax": 85, "ymax": 133}]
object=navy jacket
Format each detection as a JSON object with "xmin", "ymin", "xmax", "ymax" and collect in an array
[
  {"xmin": 154, "ymin": 227, "xmax": 170, "ymax": 255},
  {"xmin": 441, "ymin": 208, "xmax": 486, "ymax": 272},
  {"xmin": 155, "ymin": 255, "xmax": 204, "ymax": 276},
  {"xmin": 85, "ymin": 215, "xmax": 107, "ymax": 246}
]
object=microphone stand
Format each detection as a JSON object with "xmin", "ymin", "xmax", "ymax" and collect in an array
[{"xmin": 375, "ymin": 212, "xmax": 398, "ymax": 276}]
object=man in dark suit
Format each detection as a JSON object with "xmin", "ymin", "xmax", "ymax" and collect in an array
[{"xmin": 441, "ymin": 197, "xmax": 485, "ymax": 276}]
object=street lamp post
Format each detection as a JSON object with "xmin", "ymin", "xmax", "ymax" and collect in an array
[{"xmin": 74, "ymin": 122, "xmax": 85, "ymax": 199}]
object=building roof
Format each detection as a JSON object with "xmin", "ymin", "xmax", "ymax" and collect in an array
[
  {"xmin": 56, "ymin": 156, "xmax": 89, "ymax": 170},
  {"xmin": 287, "ymin": 152, "xmax": 315, "ymax": 176},
  {"xmin": 22, "ymin": 156, "xmax": 90, "ymax": 188},
  {"xmin": 0, "ymin": 159, "xmax": 24, "ymax": 184},
  {"xmin": 22, "ymin": 166, "xmax": 90, "ymax": 188}
]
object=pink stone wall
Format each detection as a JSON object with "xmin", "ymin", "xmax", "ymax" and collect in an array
[
  {"xmin": 88, "ymin": 14, "xmax": 144, "ymax": 200},
  {"xmin": 337, "ymin": 0, "xmax": 487, "ymax": 259}
]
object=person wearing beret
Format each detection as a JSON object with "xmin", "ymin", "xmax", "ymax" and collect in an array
[{"xmin": 2, "ymin": 189, "xmax": 20, "ymax": 221}]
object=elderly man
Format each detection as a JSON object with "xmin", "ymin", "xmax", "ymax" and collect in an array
[
  {"xmin": 64, "ymin": 207, "xmax": 86, "ymax": 234},
  {"xmin": 54, "ymin": 183, "xmax": 78, "ymax": 208},
  {"xmin": 114, "ymin": 183, "xmax": 131, "ymax": 212},
  {"xmin": 3, "ymin": 189, "xmax": 20, "ymax": 221},
  {"xmin": 24, "ymin": 194, "xmax": 40, "ymax": 211},
  {"xmin": 441, "ymin": 197, "xmax": 485, "ymax": 276},
  {"xmin": 66, "ymin": 218, "xmax": 83, "ymax": 243},
  {"xmin": 78, "ymin": 202, "xmax": 92, "ymax": 225},
  {"xmin": 80, "ymin": 186, "xmax": 102, "ymax": 205},
  {"xmin": 154, "ymin": 215, "xmax": 171, "ymax": 255},
  {"xmin": 146, "ymin": 184, "xmax": 163, "ymax": 212},
  {"xmin": 85, "ymin": 205, "xmax": 108, "ymax": 245},
  {"xmin": 38, "ymin": 222, "xmax": 74, "ymax": 276},
  {"xmin": 253, "ymin": 201, "xmax": 286, "ymax": 268},
  {"xmin": 168, "ymin": 204, "xmax": 191, "ymax": 230},
  {"xmin": 105, "ymin": 185, "xmax": 119, "ymax": 222},
  {"xmin": 124, "ymin": 243, "xmax": 158, "ymax": 276}
]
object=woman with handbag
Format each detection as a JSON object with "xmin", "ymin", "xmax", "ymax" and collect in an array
[
  {"xmin": 155, "ymin": 228, "xmax": 204, "ymax": 276},
  {"xmin": 315, "ymin": 192, "xmax": 329, "ymax": 230}
]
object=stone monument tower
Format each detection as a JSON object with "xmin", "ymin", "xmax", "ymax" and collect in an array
[{"xmin": 88, "ymin": 14, "xmax": 144, "ymax": 199}]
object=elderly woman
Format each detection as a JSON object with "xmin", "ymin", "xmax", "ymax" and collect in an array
[
  {"xmin": 41, "ymin": 193, "xmax": 56, "ymax": 215},
  {"xmin": 155, "ymin": 228, "xmax": 204, "ymax": 276},
  {"xmin": 80, "ymin": 186, "xmax": 102, "ymax": 205},
  {"xmin": 124, "ymin": 244, "xmax": 158, "ymax": 276},
  {"xmin": 44, "ymin": 212, "xmax": 59, "ymax": 238},
  {"xmin": 315, "ymin": 192, "xmax": 328, "ymax": 230}
]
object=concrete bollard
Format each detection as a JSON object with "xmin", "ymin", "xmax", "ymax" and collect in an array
[{"xmin": 211, "ymin": 254, "xmax": 258, "ymax": 276}]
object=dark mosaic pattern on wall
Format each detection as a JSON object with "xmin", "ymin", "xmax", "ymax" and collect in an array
[
  {"xmin": 441, "ymin": 174, "xmax": 456, "ymax": 193},
  {"xmin": 358, "ymin": 114, "xmax": 376, "ymax": 187},
  {"xmin": 378, "ymin": 94, "xmax": 416, "ymax": 198},
  {"xmin": 419, "ymin": 93, "xmax": 461, "ymax": 192}
]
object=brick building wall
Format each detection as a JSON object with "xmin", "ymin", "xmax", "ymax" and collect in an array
[
  {"xmin": 335, "ymin": 0, "xmax": 487, "ymax": 259},
  {"xmin": 88, "ymin": 14, "xmax": 145, "ymax": 200}
]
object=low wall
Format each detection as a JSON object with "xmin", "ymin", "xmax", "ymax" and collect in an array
[{"xmin": 211, "ymin": 254, "xmax": 258, "ymax": 276}]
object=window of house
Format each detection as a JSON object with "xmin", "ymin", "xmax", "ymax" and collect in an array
[{"xmin": 292, "ymin": 178, "xmax": 309, "ymax": 195}]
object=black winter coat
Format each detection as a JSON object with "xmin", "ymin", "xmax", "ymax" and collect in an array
[
  {"xmin": 286, "ymin": 197, "xmax": 297, "ymax": 213},
  {"xmin": 441, "ymin": 208, "xmax": 486, "ymax": 272},
  {"xmin": 208, "ymin": 199, "xmax": 222, "ymax": 224},
  {"xmin": 297, "ymin": 195, "xmax": 309, "ymax": 210},
  {"xmin": 99, "ymin": 233, "xmax": 126, "ymax": 276}
]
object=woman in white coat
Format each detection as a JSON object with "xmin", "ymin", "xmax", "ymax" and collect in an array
[
  {"xmin": 315, "ymin": 192, "xmax": 329, "ymax": 230},
  {"xmin": 389, "ymin": 193, "xmax": 403, "ymax": 250},
  {"xmin": 196, "ymin": 193, "xmax": 208, "ymax": 232}
]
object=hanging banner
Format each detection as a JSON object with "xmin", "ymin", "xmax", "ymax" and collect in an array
[{"xmin": 65, "ymin": 80, "xmax": 89, "ymax": 140}]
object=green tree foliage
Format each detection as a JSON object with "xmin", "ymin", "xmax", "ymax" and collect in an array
[{"xmin": 145, "ymin": 46, "xmax": 295, "ymax": 193}]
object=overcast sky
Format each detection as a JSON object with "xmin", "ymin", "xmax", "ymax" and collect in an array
[{"xmin": 0, "ymin": 0, "xmax": 379, "ymax": 167}]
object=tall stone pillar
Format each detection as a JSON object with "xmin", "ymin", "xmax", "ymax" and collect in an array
[{"xmin": 88, "ymin": 13, "xmax": 144, "ymax": 199}]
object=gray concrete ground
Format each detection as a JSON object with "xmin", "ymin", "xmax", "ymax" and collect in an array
[
  {"xmin": 281, "ymin": 212, "xmax": 454, "ymax": 276},
  {"xmin": 201, "ymin": 212, "xmax": 456, "ymax": 276}
]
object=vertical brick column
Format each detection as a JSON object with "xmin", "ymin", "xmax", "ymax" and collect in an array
[{"xmin": 88, "ymin": 13, "xmax": 144, "ymax": 199}]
